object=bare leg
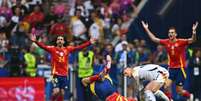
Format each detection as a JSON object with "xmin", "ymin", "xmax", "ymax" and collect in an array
[
  {"xmin": 164, "ymin": 79, "xmax": 173, "ymax": 100},
  {"xmin": 144, "ymin": 81, "xmax": 163, "ymax": 101}
]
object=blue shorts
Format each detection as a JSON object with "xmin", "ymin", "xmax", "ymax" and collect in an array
[
  {"xmin": 52, "ymin": 75, "xmax": 69, "ymax": 89},
  {"xmin": 168, "ymin": 68, "xmax": 186, "ymax": 86}
]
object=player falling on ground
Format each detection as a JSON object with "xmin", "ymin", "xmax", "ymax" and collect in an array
[{"xmin": 82, "ymin": 55, "xmax": 137, "ymax": 101}]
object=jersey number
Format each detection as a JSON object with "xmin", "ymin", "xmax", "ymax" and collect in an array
[{"xmin": 59, "ymin": 56, "xmax": 64, "ymax": 62}]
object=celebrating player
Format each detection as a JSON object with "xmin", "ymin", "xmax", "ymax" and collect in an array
[
  {"xmin": 141, "ymin": 21, "xmax": 198, "ymax": 100},
  {"xmin": 30, "ymin": 34, "xmax": 96, "ymax": 101}
]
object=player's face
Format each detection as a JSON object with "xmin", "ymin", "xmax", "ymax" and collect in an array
[
  {"xmin": 123, "ymin": 68, "xmax": 132, "ymax": 77},
  {"xmin": 168, "ymin": 29, "xmax": 177, "ymax": 40},
  {"xmin": 56, "ymin": 36, "xmax": 65, "ymax": 47}
]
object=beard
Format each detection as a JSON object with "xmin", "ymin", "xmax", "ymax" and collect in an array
[{"xmin": 57, "ymin": 42, "xmax": 63, "ymax": 47}]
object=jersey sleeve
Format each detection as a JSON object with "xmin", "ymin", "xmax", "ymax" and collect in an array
[
  {"xmin": 159, "ymin": 39, "xmax": 168, "ymax": 45},
  {"xmin": 67, "ymin": 41, "xmax": 91, "ymax": 52},
  {"xmin": 34, "ymin": 41, "xmax": 53, "ymax": 52},
  {"xmin": 178, "ymin": 39, "xmax": 189, "ymax": 46},
  {"xmin": 89, "ymin": 65, "xmax": 110, "ymax": 82}
]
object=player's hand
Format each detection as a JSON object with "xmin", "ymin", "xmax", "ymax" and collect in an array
[
  {"xmin": 192, "ymin": 21, "xmax": 199, "ymax": 32},
  {"xmin": 90, "ymin": 38, "xmax": 96, "ymax": 44},
  {"xmin": 141, "ymin": 21, "xmax": 149, "ymax": 29},
  {"xmin": 30, "ymin": 33, "xmax": 36, "ymax": 42}
]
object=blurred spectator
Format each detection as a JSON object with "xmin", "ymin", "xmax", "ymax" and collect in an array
[
  {"xmin": 111, "ymin": 17, "xmax": 122, "ymax": 45},
  {"xmin": 0, "ymin": 16, "xmax": 7, "ymax": 28},
  {"xmin": 101, "ymin": 3, "xmax": 112, "ymax": 40},
  {"xmin": 0, "ymin": 0, "xmax": 12, "ymax": 8},
  {"xmin": 71, "ymin": 0, "xmax": 85, "ymax": 17},
  {"xmin": 115, "ymin": 40, "xmax": 128, "ymax": 69},
  {"xmin": 70, "ymin": 8, "xmax": 87, "ymax": 40},
  {"xmin": 12, "ymin": 0, "xmax": 28, "ymax": 16},
  {"xmin": 24, "ymin": 46, "xmax": 37, "ymax": 77},
  {"xmin": 0, "ymin": 0, "xmax": 13, "ymax": 20},
  {"xmin": 49, "ymin": 16, "xmax": 69, "ymax": 35},
  {"xmin": 89, "ymin": 10, "xmax": 105, "ymax": 43},
  {"xmin": 189, "ymin": 49, "xmax": 201, "ymax": 100},
  {"xmin": 10, "ymin": 21, "xmax": 30, "ymax": 49},
  {"xmin": 24, "ymin": 4, "xmax": 44, "ymax": 27},
  {"xmin": 120, "ymin": 14, "xmax": 133, "ymax": 35},
  {"xmin": 120, "ymin": 0, "xmax": 136, "ymax": 14},
  {"xmin": 109, "ymin": 0, "xmax": 121, "ymax": 17},
  {"xmin": 27, "ymin": 0, "xmax": 43, "ymax": 9},
  {"xmin": 83, "ymin": 0, "xmax": 94, "ymax": 17},
  {"xmin": 114, "ymin": 34, "xmax": 127, "ymax": 52},
  {"xmin": 77, "ymin": 47, "xmax": 95, "ymax": 101},
  {"xmin": 153, "ymin": 45, "xmax": 167, "ymax": 65},
  {"xmin": 4, "ymin": 46, "xmax": 25, "ymax": 76},
  {"xmin": 51, "ymin": 2, "xmax": 67, "ymax": 17},
  {"xmin": 136, "ymin": 46, "xmax": 151, "ymax": 65},
  {"xmin": 10, "ymin": 7, "xmax": 23, "ymax": 28},
  {"xmin": 0, "ymin": 31, "xmax": 9, "ymax": 55}
]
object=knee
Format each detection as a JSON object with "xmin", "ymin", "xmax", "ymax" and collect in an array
[
  {"xmin": 144, "ymin": 87, "xmax": 157, "ymax": 93},
  {"xmin": 176, "ymin": 87, "xmax": 183, "ymax": 94},
  {"xmin": 52, "ymin": 88, "xmax": 60, "ymax": 95},
  {"xmin": 60, "ymin": 89, "xmax": 65, "ymax": 96}
]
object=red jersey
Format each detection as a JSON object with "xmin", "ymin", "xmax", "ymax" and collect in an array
[
  {"xmin": 35, "ymin": 41, "xmax": 91, "ymax": 76},
  {"xmin": 160, "ymin": 39, "xmax": 189, "ymax": 68}
]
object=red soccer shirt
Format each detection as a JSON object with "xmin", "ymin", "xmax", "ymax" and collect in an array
[
  {"xmin": 160, "ymin": 39, "xmax": 189, "ymax": 68},
  {"xmin": 35, "ymin": 41, "xmax": 91, "ymax": 76}
]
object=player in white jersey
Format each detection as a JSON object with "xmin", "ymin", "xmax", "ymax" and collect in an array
[{"xmin": 124, "ymin": 64, "xmax": 169, "ymax": 101}]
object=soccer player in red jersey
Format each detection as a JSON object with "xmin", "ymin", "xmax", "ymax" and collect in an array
[
  {"xmin": 82, "ymin": 55, "xmax": 137, "ymax": 101},
  {"xmin": 141, "ymin": 21, "xmax": 198, "ymax": 100},
  {"xmin": 30, "ymin": 34, "xmax": 96, "ymax": 101}
]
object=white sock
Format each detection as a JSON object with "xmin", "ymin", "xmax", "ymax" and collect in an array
[
  {"xmin": 144, "ymin": 90, "xmax": 156, "ymax": 101},
  {"xmin": 154, "ymin": 90, "xmax": 169, "ymax": 101}
]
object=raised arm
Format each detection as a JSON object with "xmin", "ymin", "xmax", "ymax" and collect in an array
[
  {"xmin": 141, "ymin": 21, "xmax": 160, "ymax": 43},
  {"xmin": 68, "ymin": 38, "xmax": 96, "ymax": 52},
  {"xmin": 29, "ymin": 33, "xmax": 52, "ymax": 52},
  {"xmin": 188, "ymin": 21, "xmax": 198, "ymax": 44},
  {"xmin": 82, "ymin": 55, "xmax": 112, "ymax": 87}
]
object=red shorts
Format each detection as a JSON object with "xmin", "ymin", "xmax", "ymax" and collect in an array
[{"xmin": 106, "ymin": 92, "xmax": 136, "ymax": 101}]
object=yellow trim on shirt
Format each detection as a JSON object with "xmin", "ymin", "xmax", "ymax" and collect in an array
[{"xmin": 180, "ymin": 57, "xmax": 187, "ymax": 79}]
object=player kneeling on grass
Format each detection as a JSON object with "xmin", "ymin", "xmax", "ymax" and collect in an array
[{"xmin": 124, "ymin": 64, "xmax": 170, "ymax": 101}]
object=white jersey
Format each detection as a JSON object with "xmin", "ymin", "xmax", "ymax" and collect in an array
[{"xmin": 132, "ymin": 64, "xmax": 169, "ymax": 83}]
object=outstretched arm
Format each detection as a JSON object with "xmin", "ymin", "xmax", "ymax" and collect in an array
[
  {"xmin": 141, "ymin": 21, "xmax": 160, "ymax": 43},
  {"xmin": 68, "ymin": 38, "xmax": 96, "ymax": 52},
  {"xmin": 29, "ymin": 32, "xmax": 52, "ymax": 52},
  {"xmin": 82, "ymin": 55, "xmax": 112, "ymax": 87},
  {"xmin": 188, "ymin": 21, "xmax": 198, "ymax": 44}
]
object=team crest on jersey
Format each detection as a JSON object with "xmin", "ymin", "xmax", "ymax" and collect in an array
[
  {"xmin": 59, "ymin": 52, "xmax": 64, "ymax": 56},
  {"xmin": 56, "ymin": 51, "xmax": 64, "ymax": 56}
]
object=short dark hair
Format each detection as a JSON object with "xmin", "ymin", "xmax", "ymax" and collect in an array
[{"xmin": 169, "ymin": 26, "xmax": 176, "ymax": 31}]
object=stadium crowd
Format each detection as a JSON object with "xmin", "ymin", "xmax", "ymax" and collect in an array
[{"xmin": 0, "ymin": 0, "xmax": 200, "ymax": 101}]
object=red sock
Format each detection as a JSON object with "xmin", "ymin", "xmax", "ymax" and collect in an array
[
  {"xmin": 182, "ymin": 90, "xmax": 191, "ymax": 98},
  {"xmin": 51, "ymin": 95, "xmax": 57, "ymax": 101},
  {"xmin": 164, "ymin": 91, "xmax": 172, "ymax": 100},
  {"xmin": 57, "ymin": 95, "xmax": 64, "ymax": 101}
]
